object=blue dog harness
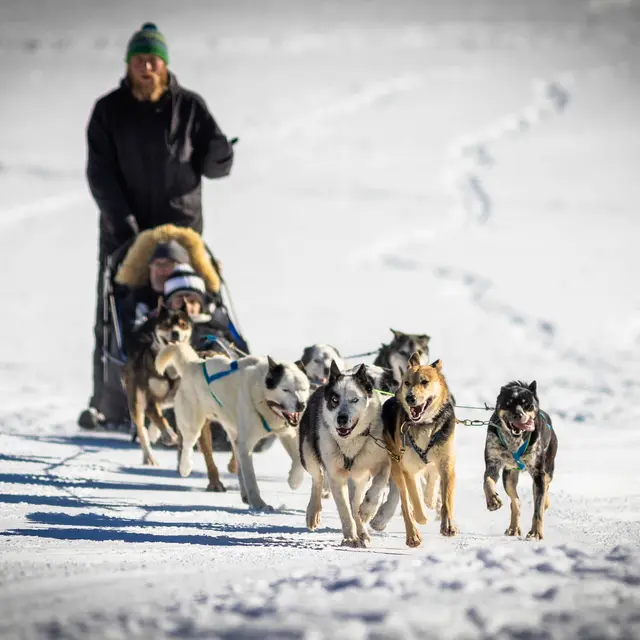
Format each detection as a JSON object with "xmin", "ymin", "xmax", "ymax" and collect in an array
[
  {"xmin": 494, "ymin": 418, "xmax": 552, "ymax": 471},
  {"xmin": 201, "ymin": 360, "xmax": 272, "ymax": 432}
]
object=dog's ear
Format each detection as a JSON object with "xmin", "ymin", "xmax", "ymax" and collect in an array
[
  {"xmin": 353, "ymin": 364, "xmax": 373, "ymax": 396},
  {"xmin": 295, "ymin": 360, "xmax": 306, "ymax": 374},
  {"xmin": 329, "ymin": 345, "xmax": 342, "ymax": 358},
  {"xmin": 301, "ymin": 346, "xmax": 314, "ymax": 365},
  {"xmin": 418, "ymin": 334, "xmax": 431, "ymax": 345},
  {"xmin": 329, "ymin": 359, "xmax": 342, "ymax": 383},
  {"xmin": 265, "ymin": 356, "xmax": 282, "ymax": 390},
  {"xmin": 179, "ymin": 298, "xmax": 189, "ymax": 314},
  {"xmin": 529, "ymin": 380, "xmax": 538, "ymax": 398},
  {"xmin": 430, "ymin": 359, "xmax": 442, "ymax": 372},
  {"xmin": 390, "ymin": 328, "xmax": 403, "ymax": 339},
  {"xmin": 409, "ymin": 352, "xmax": 422, "ymax": 368}
]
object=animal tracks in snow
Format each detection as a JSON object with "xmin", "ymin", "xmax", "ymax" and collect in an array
[{"xmin": 444, "ymin": 78, "xmax": 571, "ymax": 224}]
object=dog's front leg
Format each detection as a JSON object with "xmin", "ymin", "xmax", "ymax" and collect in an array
[
  {"xmin": 370, "ymin": 480, "xmax": 399, "ymax": 532},
  {"xmin": 423, "ymin": 463, "xmax": 440, "ymax": 511},
  {"xmin": 279, "ymin": 433, "xmax": 304, "ymax": 491},
  {"xmin": 350, "ymin": 473, "xmax": 372, "ymax": 546},
  {"xmin": 390, "ymin": 461, "xmax": 422, "ymax": 547},
  {"xmin": 502, "ymin": 468, "xmax": 521, "ymax": 536},
  {"xmin": 439, "ymin": 456, "xmax": 458, "ymax": 537},
  {"xmin": 235, "ymin": 441, "xmax": 273, "ymax": 512},
  {"xmin": 175, "ymin": 402, "xmax": 202, "ymax": 478},
  {"xmin": 484, "ymin": 459, "xmax": 504, "ymax": 512},
  {"xmin": 526, "ymin": 471, "xmax": 549, "ymax": 540},
  {"xmin": 146, "ymin": 403, "xmax": 178, "ymax": 447},
  {"xmin": 360, "ymin": 464, "xmax": 390, "ymax": 524},
  {"xmin": 405, "ymin": 471, "xmax": 428, "ymax": 525},
  {"xmin": 329, "ymin": 473, "xmax": 360, "ymax": 547}
]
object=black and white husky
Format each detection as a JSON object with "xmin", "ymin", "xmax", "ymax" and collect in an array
[{"xmin": 299, "ymin": 362, "xmax": 390, "ymax": 547}]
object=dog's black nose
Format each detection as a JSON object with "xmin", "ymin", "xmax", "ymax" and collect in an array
[
  {"xmin": 296, "ymin": 401, "xmax": 306, "ymax": 412},
  {"xmin": 170, "ymin": 330, "xmax": 180, "ymax": 342},
  {"xmin": 324, "ymin": 366, "xmax": 330, "ymax": 376},
  {"xmin": 337, "ymin": 413, "xmax": 349, "ymax": 427},
  {"xmin": 406, "ymin": 393, "xmax": 416, "ymax": 406}
]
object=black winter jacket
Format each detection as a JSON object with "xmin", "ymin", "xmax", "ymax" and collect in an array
[{"xmin": 87, "ymin": 74, "xmax": 233, "ymax": 253}]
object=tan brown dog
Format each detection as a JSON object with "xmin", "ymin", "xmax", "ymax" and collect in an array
[
  {"xmin": 122, "ymin": 303, "xmax": 191, "ymax": 466},
  {"xmin": 381, "ymin": 353, "xmax": 458, "ymax": 547}
]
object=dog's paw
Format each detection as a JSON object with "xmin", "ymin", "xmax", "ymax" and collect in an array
[
  {"xmin": 306, "ymin": 506, "xmax": 322, "ymax": 531},
  {"xmin": 406, "ymin": 531, "xmax": 423, "ymax": 548},
  {"xmin": 148, "ymin": 424, "xmax": 162, "ymax": 444},
  {"xmin": 369, "ymin": 515, "xmax": 387, "ymax": 532},
  {"xmin": 159, "ymin": 430, "xmax": 179, "ymax": 448},
  {"xmin": 227, "ymin": 456, "xmax": 238, "ymax": 474},
  {"xmin": 440, "ymin": 520, "xmax": 458, "ymax": 537},
  {"xmin": 486, "ymin": 493, "xmax": 503, "ymax": 511},
  {"xmin": 340, "ymin": 537, "xmax": 361, "ymax": 548},
  {"xmin": 288, "ymin": 466, "xmax": 304, "ymax": 491},
  {"xmin": 250, "ymin": 501, "xmax": 274, "ymax": 513},
  {"xmin": 526, "ymin": 529, "xmax": 544, "ymax": 541},
  {"xmin": 179, "ymin": 459, "xmax": 193, "ymax": 478},
  {"xmin": 207, "ymin": 480, "xmax": 227, "ymax": 493},
  {"xmin": 505, "ymin": 525, "xmax": 521, "ymax": 537},
  {"xmin": 143, "ymin": 454, "xmax": 159, "ymax": 467},
  {"xmin": 358, "ymin": 530, "xmax": 371, "ymax": 547},
  {"xmin": 241, "ymin": 492, "xmax": 249, "ymax": 504},
  {"xmin": 359, "ymin": 498, "xmax": 378, "ymax": 523}
]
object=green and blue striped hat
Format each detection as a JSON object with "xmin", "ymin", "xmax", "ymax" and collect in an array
[{"xmin": 126, "ymin": 22, "xmax": 169, "ymax": 65}]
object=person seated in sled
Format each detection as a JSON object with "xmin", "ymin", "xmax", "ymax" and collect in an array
[
  {"xmin": 131, "ymin": 239, "xmax": 191, "ymax": 331},
  {"xmin": 163, "ymin": 264, "xmax": 242, "ymax": 356},
  {"xmin": 113, "ymin": 226, "xmax": 224, "ymax": 357}
]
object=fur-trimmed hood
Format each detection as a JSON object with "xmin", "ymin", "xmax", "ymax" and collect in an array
[{"xmin": 115, "ymin": 225, "xmax": 220, "ymax": 293}]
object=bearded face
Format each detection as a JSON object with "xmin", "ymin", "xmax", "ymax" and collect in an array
[{"xmin": 127, "ymin": 54, "xmax": 168, "ymax": 102}]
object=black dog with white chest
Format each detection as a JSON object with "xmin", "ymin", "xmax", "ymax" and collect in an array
[{"xmin": 483, "ymin": 381, "xmax": 558, "ymax": 540}]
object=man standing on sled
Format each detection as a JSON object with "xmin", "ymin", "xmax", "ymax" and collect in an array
[{"xmin": 79, "ymin": 22, "xmax": 234, "ymax": 430}]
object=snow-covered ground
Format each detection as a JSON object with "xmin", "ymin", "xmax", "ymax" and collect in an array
[{"xmin": 1, "ymin": 0, "xmax": 640, "ymax": 637}]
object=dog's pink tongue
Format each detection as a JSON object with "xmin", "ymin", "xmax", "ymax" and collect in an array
[{"xmin": 519, "ymin": 419, "xmax": 535, "ymax": 432}]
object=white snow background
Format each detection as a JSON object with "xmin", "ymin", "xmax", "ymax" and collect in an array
[{"xmin": 1, "ymin": 0, "xmax": 640, "ymax": 638}]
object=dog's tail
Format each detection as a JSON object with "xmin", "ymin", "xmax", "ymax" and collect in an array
[{"xmin": 155, "ymin": 343, "xmax": 200, "ymax": 377}]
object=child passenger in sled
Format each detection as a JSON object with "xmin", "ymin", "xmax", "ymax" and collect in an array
[{"xmin": 163, "ymin": 264, "xmax": 239, "ymax": 354}]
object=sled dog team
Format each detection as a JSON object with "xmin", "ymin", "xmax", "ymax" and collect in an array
[{"xmin": 131, "ymin": 319, "xmax": 558, "ymax": 548}]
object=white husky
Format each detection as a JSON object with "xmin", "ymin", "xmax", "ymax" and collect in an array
[{"xmin": 155, "ymin": 343, "xmax": 310, "ymax": 511}]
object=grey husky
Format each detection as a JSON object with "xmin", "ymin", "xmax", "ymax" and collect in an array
[
  {"xmin": 374, "ymin": 329, "xmax": 431, "ymax": 386},
  {"xmin": 299, "ymin": 362, "xmax": 390, "ymax": 547}
]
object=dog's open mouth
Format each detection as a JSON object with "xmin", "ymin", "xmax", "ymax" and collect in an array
[
  {"xmin": 267, "ymin": 401, "xmax": 301, "ymax": 427},
  {"xmin": 408, "ymin": 396, "xmax": 433, "ymax": 422},
  {"xmin": 336, "ymin": 419, "xmax": 358, "ymax": 438},
  {"xmin": 508, "ymin": 417, "xmax": 535, "ymax": 435}
]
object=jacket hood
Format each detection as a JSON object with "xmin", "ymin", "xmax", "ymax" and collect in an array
[{"xmin": 114, "ymin": 224, "xmax": 220, "ymax": 293}]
